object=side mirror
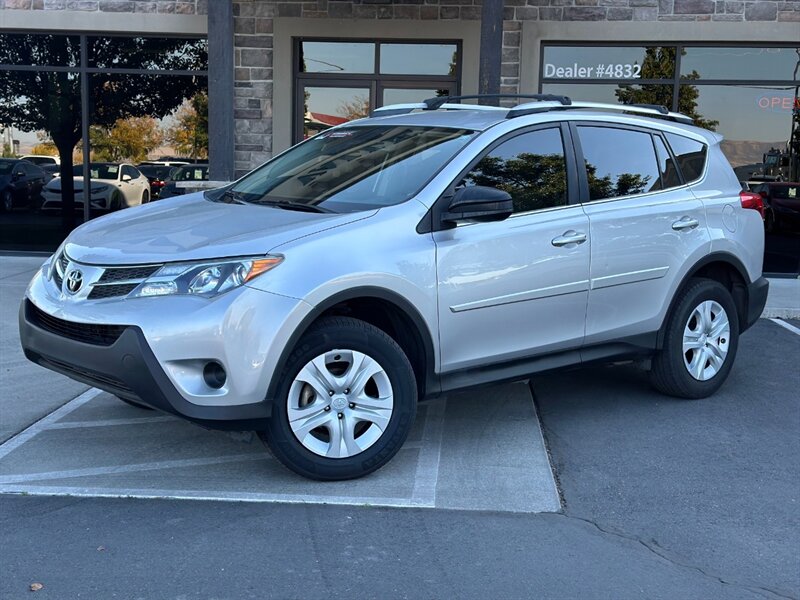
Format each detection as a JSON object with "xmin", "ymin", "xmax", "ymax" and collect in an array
[
  {"xmin": 442, "ymin": 185, "xmax": 513, "ymax": 224},
  {"xmin": 13, "ymin": 170, "xmax": 25, "ymax": 180},
  {"xmin": 121, "ymin": 174, "xmax": 132, "ymax": 182}
]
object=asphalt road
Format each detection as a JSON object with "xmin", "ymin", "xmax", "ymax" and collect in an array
[{"xmin": 1, "ymin": 319, "xmax": 798, "ymax": 600}]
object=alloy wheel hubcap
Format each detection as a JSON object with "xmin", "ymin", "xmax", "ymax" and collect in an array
[
  {"xmin": 287, "ymin": 349, "xmax": 394, "ymax": 458},
  {"xmin": 683, "ymin": 300, "xmax": 730, "ymax": 381}
]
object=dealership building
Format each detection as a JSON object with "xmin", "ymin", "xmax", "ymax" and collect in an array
[{"xmin": 0, "ymin": 0, "xmax": 798, "ymax": 269}]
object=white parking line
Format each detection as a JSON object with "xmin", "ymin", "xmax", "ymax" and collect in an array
[
  {"xmin": 0, "ymin": 453, "xmax": 268, "ymax": 485},
  {"xmin": 0, "ymin": 484, "xmax": 433, "ymax": 509},
  {"xmin": 770, "ymin": 318, "xmax": 800, "ymax": 336},
  {"xmin": 410, "ymin": 399, "xmax": 447, "ymax": 506},
  {"xmin": 0, "ymin": 388, "xmax": 102, "ymax": 461}
]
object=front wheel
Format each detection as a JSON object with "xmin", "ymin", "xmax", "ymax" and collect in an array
[
  {"xmin": 141, "ymin": 190, "xmax": 150, "ymax": 204},
  {"xmin": 650, "ymin": 278, "xmax": 739, "ymax": 399},
  {"xmin": 260, "ymin": 316, "xmax": 417, "ymax": 480}
]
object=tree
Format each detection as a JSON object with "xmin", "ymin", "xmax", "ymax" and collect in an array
[
  {"xmin": 337, "ymin": 95, "xmax": 371, "ymax": 121},
  {"xmin": 30, "ymin": 143, "xmax": 58, "ymax": 156},
  {"xmin": 166, "ymin": 92, "xmax": 209, "ymax": 159},
  {"xmin": 615, "ymin": 47, "xmax": 719, "ymax": 130},
  {"xmin": 90, "ymin": 117, "xmax": 163, "ymax": 163},
  {"xmin": 0, "ymin": 33, "xmax": 206, "ymax": 229}
]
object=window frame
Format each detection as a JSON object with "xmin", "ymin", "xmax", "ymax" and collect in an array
[
  {"xmin": 292, "ymin": 37, "xmax": 462, "ymax": 144},
  {"xmin": 569, "ymin": 121, "xmax": 695, "ymax": 205},
  {"xmin": 663, "ymin": 131, "xmax": 709, "ymax": 186}
]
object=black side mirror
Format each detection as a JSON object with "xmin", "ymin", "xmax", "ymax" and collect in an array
[
  {"xmin": 13, "ymin": 170, "xmax": 25, "ymax": 180},
  {"xmin": 442, "ymin": 185, "xmax": 513, "ymax": 224}
]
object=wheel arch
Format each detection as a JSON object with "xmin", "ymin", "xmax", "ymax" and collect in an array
[
  {"xmin": 657, "ymin": 252, "xmax": 752, "ymax": 348},
  {"xmin": 265, "ymin": 286, "xmax": 440, "ymax": 407}
]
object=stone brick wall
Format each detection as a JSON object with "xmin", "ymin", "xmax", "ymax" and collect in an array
[{"xmin": 0, "ymin": 0, "xmax": 207, "ymax": 12}]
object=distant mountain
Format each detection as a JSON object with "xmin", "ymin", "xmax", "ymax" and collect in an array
[{"xmin": 721, "ymin": 140, "xmax": 784, "ymax": 168}]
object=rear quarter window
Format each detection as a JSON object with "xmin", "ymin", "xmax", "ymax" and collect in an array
[{"xmin": 665, "ymin": 133, "xmax": 707, "ymax": 183}]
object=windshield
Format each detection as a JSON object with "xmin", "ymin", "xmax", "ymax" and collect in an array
[
  {"xmin": 138, "ymin": 165, "xmax": 173, "ymax": 179},
  {"xmin": 172, "ymin": 165, "xmax": 209, "ymax": 181},
  {"xmin": 226, "ymin": 125, "xmax": 475, "ymax": 213},
  {"xmin": 72, "ymin": 164, "xmax": 120, "ymax": 180}
]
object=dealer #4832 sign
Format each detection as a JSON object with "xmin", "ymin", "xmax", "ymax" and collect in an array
[{"xmin": 544, "ymin": 62, "xmax": 642, "ymax": 79}]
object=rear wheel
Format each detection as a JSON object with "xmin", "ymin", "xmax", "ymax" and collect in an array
[
  {"xmin": 260, "ymin": 316, "xmax": 417, "ymax": 480},
  {"xmin": 141, "ymin": 190, "xmax": 150, "ymax": 204},
  {"xmin": 650, "ymin": 278, "xmax": 739, "ymax": 399}
]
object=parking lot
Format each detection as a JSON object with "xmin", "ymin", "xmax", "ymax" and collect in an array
[{"xmin": 2, "ymin": 255, "xmax": 799, "ymax": 598}]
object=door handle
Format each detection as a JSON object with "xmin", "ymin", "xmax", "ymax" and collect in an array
[
  {"xmin": 672, "ymin": 216, "xmax": 699, "ymax": 231},
  {"xmin": 551, "ymin": 231, "xmax": 587, "ymax": 247}
]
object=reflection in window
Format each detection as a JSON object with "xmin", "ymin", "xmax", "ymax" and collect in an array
[
  {"xmin": 0, "ymin": 33, "xmax": 80, "ymax": 67},
  {"xmin": 462, "ymin": 128, "xmax": 568, "ymax": 214},
  {"xmin": 382, "ymin": 88, "xmax": 451, "ymax": 106},
  {"xmin": 681, "ymin": 47, "xmax": 800, "ymax": 81},
  {"xmin": 299, "ymin": 42, "xmax": 375, "ymax": 74},
  {"xmin": 578, "ymin": 127, "xmax": 661, "ymax": 201},
  {"xmin": 380, "ymin": 44, "xmax": 458, "ymax": 76},
  {"xmin": 88, "ymin": 37, "xmax": 208, "ymax": 71},
  {"xmin": 302, "ymin": 86, "xmax": 371, "ymax": 139},
  {"xmin": 665, "ymin": 133, "xmax": 707, "ymax": 183},
  {"xmin": 542, "ymin": 46, "xmax": 673, "ymax": 79},
  {"xmin": 232, "ymin": 126, "xmax": 474, "ymax": 212}
]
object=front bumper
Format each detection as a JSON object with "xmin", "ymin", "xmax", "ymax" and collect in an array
[
  {"xmin": 20, "ymin": 299, "xmax": 269, "ymax": 430},
  {"xmin": 745, "ymin": 276, "xmax": 769, "ymax": 331},
  {"xmin": 21, "ymin": 264, "xmax": 313, "ymax": 430}
]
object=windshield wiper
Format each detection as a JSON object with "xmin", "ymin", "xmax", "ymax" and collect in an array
[
  {"xmin": 254, "ymin": 199, "xmax": 334, "ymax": 214},
  {"xmin": 219, "ymin": 189, "xmax": 247, "ymax": 204}
]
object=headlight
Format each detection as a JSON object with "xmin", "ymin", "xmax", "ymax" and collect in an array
[{"xmin": 131, "ymin": 256, "xmax": 283, "ymax": 299}]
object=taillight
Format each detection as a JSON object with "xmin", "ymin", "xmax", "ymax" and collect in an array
[{"xmin": 739, "ymin": 191, "xmax": 764, "ymax": 219}]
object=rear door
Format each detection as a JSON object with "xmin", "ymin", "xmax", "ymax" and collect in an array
[
  {"xmin": 573, "ymin": 122, "xmax": 711, "ymax": 347},
  {"xmin": 434, "ymin": 124, "xmax": 591, "ymax": 373}
]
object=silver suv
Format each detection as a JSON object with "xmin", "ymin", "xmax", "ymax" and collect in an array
[{"xmin": 20, "ymin": 96, "xmax": 769, "ymax": 480}]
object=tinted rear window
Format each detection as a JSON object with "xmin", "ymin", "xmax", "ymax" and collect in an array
[
  {"xmin": 665, "ymin": 133, "xmax": 707, "ymax": 183},
  {"xmin": 770, "ymin": 185, "xmax": 799, "ymax": 200}
]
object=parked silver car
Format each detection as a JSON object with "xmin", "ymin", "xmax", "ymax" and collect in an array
[{"xmin": 20, "ymin": 96, "xmax": 769, "ymax": 480}]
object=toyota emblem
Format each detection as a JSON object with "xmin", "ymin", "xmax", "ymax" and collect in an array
[{"xmin": 65, "ymin": 269, "xmax": 84, "ymax": 294}]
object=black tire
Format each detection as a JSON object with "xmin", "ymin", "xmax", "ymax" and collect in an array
[
  {"xmin": 260, "ymin": 316, "xmax": 417, "ymax": 481},
  {"xmin": 142, "ymin": 190, "xmax": 150, "ymax": 204},
  {"xmin": 115, "ymin": 396, "xmax": 155, "ymax": 410},
  {"xmin": 650, "ymin": 278, "xmax": 739, "ymax": 399},
  {"xmin": 109, "ymin": 191, "xmax": 122, "ymax": 211}
]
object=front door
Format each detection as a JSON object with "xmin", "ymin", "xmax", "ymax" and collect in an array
[{"xmin": 434, "ymin": 125, "xmax": 591, "ymax": 373}]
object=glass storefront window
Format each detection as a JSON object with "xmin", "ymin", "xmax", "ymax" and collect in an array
[
  {"xmin": 0, "ymin": 33, "xmax": 80, "ymax": 67},
  {"xmin": 299, "ymin": 41, "xmax": 375, "ymax": 74},
  {"xmin": 382, "ymin": 87, "xmax": 451, "ymax": 105},
  {"xmin": 380, "ymin": 43, "xmax": 457, "ymax": 76},
  {"xmin": 542, "ymin": 46, "xmax": 673, "ymax": 81},
  {"xmin": 681, "ymin": 47, "xmax": 800, "ymax": 81},
  {"xmin": 88, "ymin": 36, "xmax": 208, "ymax": 71}
]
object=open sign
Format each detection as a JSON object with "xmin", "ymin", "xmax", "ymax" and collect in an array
[{"xmin": 756, "ymin": 95, "xmax": 800, "ymax": 112}]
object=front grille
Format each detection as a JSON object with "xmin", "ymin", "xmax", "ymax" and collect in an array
[
  {"xmin": 88, "ymin": 283, "xmax": 139, "ymax": 300},
  {"xmin": 98, "ymin": 264, "xmax": 161, "ymax": 283},
  {"xmin": 42, "ymin": 357, "xmax": 133, "ymax": 394},
  {"xmin": 26, "ymin": 300, "xmax": 126, "ymax": 346}
]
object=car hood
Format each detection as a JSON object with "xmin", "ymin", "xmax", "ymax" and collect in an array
[
  {"xmin": 64, "ymin": 192, "xmax": 377, "ymax": 265},
  {"xmin": 46, "ymin": 177, "xmax": 113, "ymax": 192}
]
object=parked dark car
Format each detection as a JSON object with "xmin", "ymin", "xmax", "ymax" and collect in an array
[
  {"xmin": 0, "ymin": 159, "xmax": 47, "ymax": 212},
  {"xmin": 159, "ymin": 164, "xmax": 209, "ymax": 199},
  {"xmin": 137, "ymin": 164, "xmax": 175, "ymax": 200},
  {"xmin": 751, "ymin": 182, "xmax": 800, "ymax": 233}
]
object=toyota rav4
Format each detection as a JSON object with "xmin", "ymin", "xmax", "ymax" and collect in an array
[{"xmin": 20, "ymin": 95, "xmax": 769, "ymax": 480}]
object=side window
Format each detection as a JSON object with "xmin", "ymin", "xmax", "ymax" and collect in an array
[
  {"xmin": 460, "ymin": 127, "xmax": 568, "ymax": 214},
  {"xmin": 122, "ymin": 165, "xmax": 137, "ymax": 179},
  {"xmin": 577, "ymin": 126, "xmax": 662, "ymax": 201},
  {"xmin": 665, "ymin": 133, "xmax": 707, "ymax": 183},
  {"xmin": 653, "ymin": 135, "xmax": 682, "ymax": 189}
]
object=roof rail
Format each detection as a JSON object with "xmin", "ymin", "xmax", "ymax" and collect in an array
[
  {"xmin": 370, "ymin": 102, "xmax": 506, "ymax": 118},
  {"xmin": 423, "ymin": 94, "xmax": 571, "ymax": 110},
  {"xmin": 506, "ymin": 101, "xmax": 695, "ymax": 125}
]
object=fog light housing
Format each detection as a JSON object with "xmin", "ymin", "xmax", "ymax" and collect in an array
[{"xmin": 202, "ymin": 361, "xmax": 227, "ymax": 389}]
